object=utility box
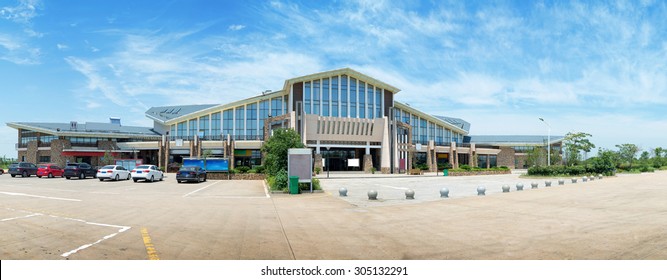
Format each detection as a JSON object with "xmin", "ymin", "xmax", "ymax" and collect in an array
[{"xmin": 289, "ymin": 176, "xmax": 299, "ymax": 194}]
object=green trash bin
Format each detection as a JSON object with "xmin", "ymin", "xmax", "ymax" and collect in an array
[
  {"xmin": 443, "ymin": 169, "xmax": 449, "ymax": 176},
  {"xmin": 289, "ymin": 176, "xmax": 299, "ymax": 194}
]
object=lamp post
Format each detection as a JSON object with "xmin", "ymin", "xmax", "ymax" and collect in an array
[
  {"xmin": 326, "ymin": 146, "xmax": 331, "ymax": 178},
  {"xmin": 539, "ymin": 117, "xmax": 551, "ymax": 166}
]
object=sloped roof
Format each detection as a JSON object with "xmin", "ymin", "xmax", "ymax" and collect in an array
[
  {"xmin": 6, "ymin": 122, "xmax": 161, "ymax": 138},
  {"xmin": 145, "ymin": 104, "xmax": 218, "ymax": 122},
  {"xmin": 433, "ymin": 116, "xmax": 471, "ymax": 133},
  {"xmin": 466, "ymin": 135, "xmax": 565, "ymax": 145}
]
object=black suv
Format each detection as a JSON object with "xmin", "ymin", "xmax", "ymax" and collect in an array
[
  {"xmin": 63, "ymin": 163, "xmax": 98, "ymax": 179},
  {"xmin": 8, "ymin": 162, "xmax": 38, "ymax": 177}
]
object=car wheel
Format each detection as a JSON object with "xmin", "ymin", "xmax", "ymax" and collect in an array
[
  {"xmin": 114, "ymin": 174, "xmax": 119, "ymax": 181},
  {"xmin": 159, "ymin": 174, "xmax": 163, "ymax": 181},
  {"xmin": 150, "ymin": 175, "xmax": 155, "ymax": 182},
  {"xmin": 203, "ymin": 175, "xmax": 207, "ymax": 182},
  {"xmin": 99, "ymin": 178, "xmax": 104, "ymax": 182},
  {"xmin": 127, "ymin": 174, "xmax": 131, "ymax": 180},
  {"xmin": 48, "ymin": 173, "xmax": 54, "ymax": 178},
  {"xmin": 22, "ymin": 171, "xmax": 28, "ymax": 177},
  {"xmin": 133, "ymin": 178, "xmax": 138, "ymax": 182},
  {"xmin": 11, "ymin": 174, "xmax": 16, "ymax": 177},
  {"xmin": 66, "ymin": 176, "xmax": 71, "ymax": 179},
  {"xmin": 38, "ymin": 175, "xmax": 42, "ymax": 178},
  {"xmin": 79, "ymin": 173, "xmax": 84, "ymax": 179}
]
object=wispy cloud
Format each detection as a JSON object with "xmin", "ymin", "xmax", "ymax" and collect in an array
[
  {"xmin": 228, "ymin": 24, "xmax": 245, "ymax": 31},
  {"xmin": 0, "ymin": 0, "xmax": 41, "ymax": 24}
]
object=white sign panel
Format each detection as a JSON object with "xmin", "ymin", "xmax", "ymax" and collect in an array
[{"xmin": 348, "ymin": 158, "xmax": 360, "ymax": 167}]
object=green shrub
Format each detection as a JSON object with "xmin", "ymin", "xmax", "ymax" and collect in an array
[
  {"xmin": 460, "ymin": 164, "xmax": 471, "ymax": 171},
  {"xmin": 269, "ymin": 169, "xmax": 288, "ymax": 191},
  {"xmin": 298, "ymin": 178, "xmax": 321, "ymax": 191},
  {"xmin": 639, "ymin": 165, "xmax": 655, "ymax": 173},
  {"xmin": 253, "ymin": 165, "xmax": 265, "ymax": 174},
  {"xmin": 314, "ymin": 167, "xmax": 321, "ymax": 174},
  {"xmin": 247, "ymin": 169, "xmax": 257, "ymax": 174},
  {"xmin": 235, "ymin": 166, "xmax": 251, "ymax": 174}
]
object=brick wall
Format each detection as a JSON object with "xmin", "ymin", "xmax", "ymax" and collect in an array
[{"xmin": 497, "ymin": 147, "xmax": 516, "ymax": 169}]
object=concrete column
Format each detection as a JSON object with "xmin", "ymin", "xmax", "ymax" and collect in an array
[
  {"xmin": 363, "ymin": 154, "xmax": 373, "ymax": 173},
  {"xmin": 314, "ymin": 153, "xmax": 323, "ymax": 174}
]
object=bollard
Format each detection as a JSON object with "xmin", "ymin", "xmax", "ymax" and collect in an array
[
  {"xmin": 440, "ymin": 187, "xmax": 449, "ymax": 198},
  {"xmin": 477, "ymin": 186, "xmax": 486, "ymax": 196},
  {"xmin": 572, "ymin": 178, "xmax": 577, "ymax": 183},
  {"xmin": 516, "ymin": 183, "xmax": 524, "ymax": 191},
  {"xmin": 405, "ymin": 189, "xmax": 415, "ymax": 199},
  {"xmin": 339, "ymin": 188, "xmax": 348, "ymax": 197},
  {"xmin": 367, "ymin": 190, "xmax": 378, "ymax": 200},
  {"xmin": 545, "ymin": 181, "xmax": 552, "ymax": 187},
  {"xmin": 598, "ymin": 174, "xmax": 603, "ymax": 180},
  {"xmin": 589, "ymin": 176, "xmax": 595, "ymax": 181},
  {"xmin": 502, "ymin": 185, "xmax": 510, "ymax": 193},
  {"xmin": 558, "ymin": 179, "xmax": 565, "ymax": 185},
  {"xmin": 582, "ymin": 176, "xmax": 588, "ymax": 182},
  {"xmin": 531, "ymin": 182, "xmax": 538, "ymax": 189}
]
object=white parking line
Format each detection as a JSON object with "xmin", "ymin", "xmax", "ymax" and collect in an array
[
  {"xmin": 0, "ymin": 191, "xmax": 81, "ymax": 202},
  {"xmin": 262, "ymin": 180, "xmax": 271, "ymax": 198},
  {"xmin": 1, "ymin": 213, "xmax": 43, "ymax": 222},
  {"xmin": 182, "ymin": 181, "xmax": 222, "ymax": 197}
]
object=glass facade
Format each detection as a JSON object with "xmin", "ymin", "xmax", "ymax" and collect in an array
[
  {"xmin": 259, "ymin": 100, "xmax": 269, "ymax": 139},
  {"xmin": 304, "ymin": 82, "xmax": 311, "ymax": 114},
  {"xmin": 199, "ymin": 115, "xmax": 209, "ymax": 138},
  {"xmin": 375, "ymin": 88, "xmax": 382, "ymax": 118},
  {"xmin": 341, "ymin": 75, "xmax": 348, "ymax": 117},
  {"xmin": 177, "ymin": 122, "xmax": 186, "ymax": 138},
  {"xmin": 349, "ymin": 78, "xmax": 357, "ymax": 118},
  {"xmin": 322, "ymin": 78, "xmax": 330, "ymax": 117},
  {"xmin": 313, "ymin": 80, "xmax": 320, "ymax": 115},
  {"xmin": 358, "ymin": 82, "xmax": 365, "ymax": 118},
  {"xmin": 188, "ymin": 119, "xmax": 197, "ymax": 138},
  {"xmin": 271, "ymin": 96, "xmax": 283, "ymax": 117},
  {"xmin": 211, "ymin": 112, "xmax": 221, "ymax": 139},
  {"xmin": 246, "ymin": 103, "xmax": 257, "ymax": 140},
  {"xmin": 235, "ymin": 107, "xmax": 245, "ymax": 140},
  {"xmin": 222, "ymin": 109, "xmax": 233, "ymax": 138},
  {"xmin": 331, "ymin": 76, "xmax": 339, "ymax": 117}
]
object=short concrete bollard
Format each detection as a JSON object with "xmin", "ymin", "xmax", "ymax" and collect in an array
[
  {"xmin": 477, "ymin": 186, "xmax": 486, "ymax": 196},
  {"xmin": 531, "ymin": 182, "xmax": 538, "ymax": 189},
  {"xmin": 367, "ymin": 190, "xmax": 378, "ymax": 200},
  {"xmin": 405, "ymin": 189, "xmax": 415, "ymax": 199},
  {"xmin": 558, "ymin": 179, "xmax": 565, "ymax": 185},
  {"xmin": 572, "ymin": 178, "xmax": 577, "ymax": 183},
  {"xmin": 339, "ymin": 188, "xmax": 348, "ymax": 197},
  {"xmin": 440, "ymin": 187, "xmax": 449, "ymax": 198},
  {"xmin": 516, "ymin": 183, "xmax": 524, "ymax": 191},
  {"xmin": 502, "ymin": 185, "xmax": 510, "ymax": 193},
  {"xmin": 582, "ymin": 176, "xmax": 588, "ymax": 182},
  {"xmin": 598, "ymin": 174, "xmax": 603, "ymax": 180},
  {"xmin": 545, "ymin": 181, "xmax": 552, "ymax": 187},
  {"xmin": 589, "ymin": 176, "xmax": 595, "ymax": 181}
]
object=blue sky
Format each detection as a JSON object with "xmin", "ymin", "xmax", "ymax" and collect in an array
[{"xmin": 1, "ymin": 0, "xmax": 666, "ymax": 158}]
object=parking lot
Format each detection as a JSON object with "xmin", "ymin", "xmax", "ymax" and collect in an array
[{"xmin": 1, "ymin": 171, "xmax": 667, "ymax": 260}]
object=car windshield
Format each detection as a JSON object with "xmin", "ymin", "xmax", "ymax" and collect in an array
[
  {"xmin": 101, "ymin": 165, "xmax": 115, "ymax": 169},
  {"xmin": 136, "ymin": 165, "xmax": 151, "ymax": 169},
  {"xmin": 180, "ymin": 166, "xmax": 197, "ymax": 171},
  {"xmin": 65, "ymin": 165, "xmax": 77, "ymax": 169},
  {"xmin": 38, "ymin": 165, "xmax": 48, "ymax": 168},
  {"xmin": 9, "ymin": 164, "xmax": 18, "ymax": 168}
]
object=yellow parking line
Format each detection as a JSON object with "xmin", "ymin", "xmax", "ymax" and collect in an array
[{"xmin": 140, "ymin": 227, "xmax": 160, "ymax": 260}]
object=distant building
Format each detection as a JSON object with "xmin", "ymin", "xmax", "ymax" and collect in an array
[{"xmin": 7, "ymin": 68, "xmax": 563, "ymax": 171}]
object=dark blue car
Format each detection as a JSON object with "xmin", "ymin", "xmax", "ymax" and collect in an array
[{"xmin": 176, "ymin": 166, "xmax": 207, "ymax": 183}]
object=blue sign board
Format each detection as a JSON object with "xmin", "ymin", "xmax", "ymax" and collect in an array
[{"xmin": 182, "ymin": 158, "xmax": 229, "ymax": 172}]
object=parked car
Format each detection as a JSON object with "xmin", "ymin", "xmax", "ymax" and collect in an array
[
  {"xmin": 63, "ymin": 163, "xmax": 98, "ymax": 179},
  {"xmin": 130, "ymin": 165, "xmax": 163, "ymax": 182},
  {"xmin": 176, "ymin": 166, "xmax": 207, "ymax": 183},
  {"xmin": 37, "ymin": 164, "xmax": 64, "ymax": 178},
  {"xmin": 8, "ymin": 162, "xmax": 38, "ymax": 177},
  {"xmin": 97, "ymin": 165, "xmax": 131, "ymax": 181},
  {"xmin": 0, "ymin": 169, "xmax": 4, "ymax": 175}
]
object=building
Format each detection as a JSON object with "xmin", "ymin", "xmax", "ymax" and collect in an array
[{"xmin": 7, "ymin": 68, "xmax": 563, "ymax": 171}]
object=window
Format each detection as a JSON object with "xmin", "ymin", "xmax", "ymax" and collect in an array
[
  {"xmin": 304, "ymin": 82, "xmax": 311, "ymax": 114},
  {"xmin": 341, "ymin": 75, "xmax": 348, "ymax": 117},
  {"xmin": 331, "ymin": 76, "xmax": 339, "ymax": 117},
  {"xmin": 394, "ymin": 108, "xmax": 401, "ymax": 121},
  {"xmin": 235, "ymin": 106, "xmax": 245, "ymax": 140},
  {"xmin": 358, "ymin": 81, "xmax": 366, "ymax": 118},
  {"xmin": 211, "ymin": 112, "xmax": 221, "ymax": 140},
  {"xmin": 411, "ymin": 115, "xmax": 419, "ymax": 144},
  {"xmin": 188, "ymin": 119, "xmax": 197, "ymax": 139},
  {"xmin": 170, "ymin": 125, "xmax": 176, "ymax": 139},
  {"xmin": 313, "ymin": 79, "xmax": 320, "ymax": 115},
  {"xmin": 349, "ymin": 78, "xmax": 357, "ymax": 118},
  {"xmin": 322, "ymin": 78, "xmax": 330, "ymax": 117},
  {"xmin": 222, "ymin": 109, "xmax": 233, "ymax": 138},
  {"xmin": 367, "ymin": 84, "xmax": 374, "ymax": 119},
  {"xmin": 271, "ymin": 96, "xmax": 283, "ymax": 117},
  {"xmin": 375, "ymin": 88, "xmax": 382, "ymax": 118},
  {"xmin": 246, "ymin": 103, "xmax": 258, "ymax": 140},
  {"xmin": 402, "ymin": 110, "xmax": 410, "ymax": 125},
  {"xmin": 428, "ymin": 122, "xmax": 435, "ymax": 142},
  {"xmin": 39, "ymin": 156, "xmax": 51, "ymax": 163},
  {"xmin": 436, "ymin": 126, "xmax": 444, "ymax": 146},
  {"xmin": 259, "ymin": 100, "xmax": 269, "ymax": 139},
  {"xmin": 199, "ymin": 115, "xmax": 209, "ymax": 139},
  {"xmin": 420, "ymin": 118, "xmax": 427, "ymax": 144},
  {"xmin": 177, "ymin": 122, "xmax": 186, "ymax": 138}
]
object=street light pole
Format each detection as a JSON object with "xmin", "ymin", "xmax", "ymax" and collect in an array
[
  {"xmin": 539, "ymin": 118, "xmax": 551, "ymax": 166},
  {"xmin": 326, "ymin": 146, "xmax": 331, "ymax": 178}
]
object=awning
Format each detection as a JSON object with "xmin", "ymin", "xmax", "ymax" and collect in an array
[{"xmin": 60, "ymin": 151, "xmax": 120, "ymax": 157}]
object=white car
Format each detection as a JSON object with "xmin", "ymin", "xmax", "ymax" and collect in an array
[
  {"xmin": 97, "ymin": 165, "xmax": 131, "ymax": 181},
  {"xmin": 131, "ymin": 165, "xmax": 164, "ymax": 182}
]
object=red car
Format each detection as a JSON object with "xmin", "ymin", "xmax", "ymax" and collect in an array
[{"xmin": 37, "ymin": 164, "xmax": 65, "ymax": 178}]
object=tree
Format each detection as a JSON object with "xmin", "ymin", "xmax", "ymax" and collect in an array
[
  {"xmin": 261, "ymin": 128, "xmax": 305, "ymax": 176},
  {"xmin": 526, "ymin": 146, "xmax": 546, "ymax": 167},
  {"xmin": 562, "ymin": 132, "xmax": 596, "ymax": 166},
  {"xmin": 589, "ymin": 148, "xmax": 618, "ymax": 176},
  {"xmin": 653, "ymin": 147, "xmax": 665, "ymax": 168},
  {"xmin": 616, "ymin": 143, "xmax": 640, "ymax": 169},
  {"xmin": 101, "ymin": 150, "xmax": 115, "ymax": 166}
]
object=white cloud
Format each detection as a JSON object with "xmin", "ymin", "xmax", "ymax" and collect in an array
[
  {"xmin": 228, "ymin": 24, "xmax": 245, "ymax": 31},
  {"xmin": 56, "ymin": 43, "xmax": 68, "ymax": 50},
  {"xmin": 0, "ymin": 0, "xmax": 41, "ymax": 24}
]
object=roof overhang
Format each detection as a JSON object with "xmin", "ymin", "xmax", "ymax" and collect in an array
[
  {"xmin": 6, "ymin": 122, "xmax": 161, "ymax": 139},
  {"xmin": 393, "ymin": 102, "xmax": 469, "ymax": 135},
  {"xmin": 282, "ymin": 68, "xmax": 401, "ymax": 95}
]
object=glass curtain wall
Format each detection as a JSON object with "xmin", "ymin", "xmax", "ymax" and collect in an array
[
  {"xmin": 235, "ymin": 107, "xmax": 245, "ymax": 140},
  {"xmin": 331, "ymin": 76, "xmax": 339, "ymax": 117},
  {"xmin": 304, "ymin": 82, "xmax": 311, "ymax": 114},
  {"xmin": 341, "ymin": 75, "xmax": 348, "ymax": 117},
  {"xmin": 246, "ymin": 103, "xmax": 258, "ymax": 140},
  {"xmin": 259, "ymin": 100, "xmax": 269, "ymax": 139},
  {"xmin": 222, "ymin": 109, "xmax": 233, "ymax": 139},
  {"xmin": 322, "ymin": 78, "xmax": 330, "ymax": 117},
  {"xmin": 211, "ymin": 113, "xmax": 221, "ymax": 140},
  {"xmin": 199, "ymin": 115, "xmax": 209, "ymax": 139}
]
